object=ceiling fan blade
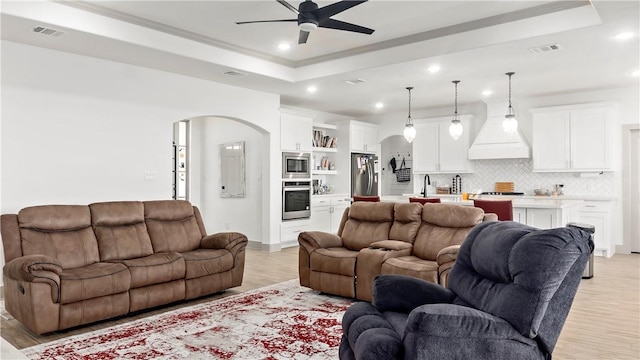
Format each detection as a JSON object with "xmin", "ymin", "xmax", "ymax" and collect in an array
[
  {"xmin": 314, "ymin": 0, "xmax": 368, "ymax": 20},
  {"xmin": 236, "ymin": 19, "xmax": 297, "ymax": 25},
  {"xmin": 299, "ymin": 30, "xmax": 310, "ymax": 44},
  {"xmin": 276, "ymin": 0, "xmax": 300, "ymax": 14},
  {"xmin": 318, "ymin": 18, "xmax": 374, "ymax": 34}
]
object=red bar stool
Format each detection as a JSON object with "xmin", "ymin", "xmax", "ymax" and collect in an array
[
  {"xmin": 352, "ymin": 196, "xmax": 380, "ymax": 202},
  {"xmin": 473, "ymin": 199, "xmax": 513, "ymax": 221},
  {"xmin": 409, "ymin": 197, "xmax": 441, "ymax": 204}
]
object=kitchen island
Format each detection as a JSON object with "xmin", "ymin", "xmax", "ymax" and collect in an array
[{"xmin": 381, "ymin": 195, "xmax": 583, "ymax": 230}]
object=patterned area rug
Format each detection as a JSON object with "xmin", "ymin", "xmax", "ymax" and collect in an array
[{"xmin": 22, "ymin": 280, "xmax": 352, "ymax": 359}]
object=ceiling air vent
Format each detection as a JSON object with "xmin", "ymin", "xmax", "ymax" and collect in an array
[
  {"xmin": 344, "ymin": 78, "xmax": 366, "ymax": 85},
  {"xmin": 32, "ymin": 26, "xmax": 64, "ymax": 37},
  {"xmin": 528, "ymin": 43, "xmax": 561, "ymax": 54},
  {"xmin": 223, "ymin": 70, "xmax": 247, "ymax": 77}
]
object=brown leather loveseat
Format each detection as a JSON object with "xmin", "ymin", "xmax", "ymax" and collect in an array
[
  {"xmin": 1, "ymin": 200, "xmax": 247, "ymax": 334},
  {"xmin": 298, "ymin": 201, "xmax": 496, "ymax": 301}
]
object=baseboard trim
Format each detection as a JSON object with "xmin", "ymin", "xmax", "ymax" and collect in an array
[{"xmin": 247, "ymin": 240, "xmax": 299, "ymax": 252}]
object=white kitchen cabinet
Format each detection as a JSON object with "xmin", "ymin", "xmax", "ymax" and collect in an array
[
  {"xmin": 329, "ymin": 197, "xmax": 350, "ymax": 233},
  {"xmin": 513, "ymin": 208, "xmax": 527, "ymax": 224},
  {"xmin": 579, "ymin": 200, "xmax": 612, "ymax": 257},
  {"xmin": 526, "ymin": 208, "xmax": 559, "ymax": 229},
  {"xmin": 350, "ymin": 122, "xmax": 378, "ymax": 153},
  {"xmin": 531, "ymin": 103, "xmax": 614, "ymax": 172},
  {"xmin": 413, "ymin": 116, "xmax": 474, "ymax": 174},
  {"xmin": 311, "ymin": 195, "xmax": 350, "ymax": 233},
  {"xmin": 281, "ymin": 113, "xmax": 312, "ymax": 152},
  {"xmin": 281, "ymin": 219, "xmax": 312, "ymax": 246},
  {"xmin": 512, "ymin": 206, "xmax": 580, "ymax": 230}
]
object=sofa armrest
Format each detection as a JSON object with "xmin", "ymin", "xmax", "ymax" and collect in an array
[
  {"xmin": 298, "ymin": 231, "xmax": 343, "ymax": 250},
  {"xmin": 436, "ymin": 245, "xmax": 461, "ymax": 266},
  {"xmin": 201, "ymin": 232, "xmax": 248, "ymax": 254},
  {"xmin": 370, "ymin": 240, "xmax": 413, "ymax": 251},
  {"xmin": 3, "ymin": 255, "xmax": 62, "ymax": 303},
  {"xmin": 372, "ymin": 275, "xmax": 455, "ymax": 313},
  {"xmin": 483, "ymin": 213, "xmax": 499, "ymax": 221}
]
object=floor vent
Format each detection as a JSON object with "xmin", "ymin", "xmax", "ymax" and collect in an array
[
  {"xmin": 32, "ymin": 26, "xmax": 64, "ymax": 37},
  {"xmin": 528, "ymin": 43, "xmax": 561, "ymax": 54}
]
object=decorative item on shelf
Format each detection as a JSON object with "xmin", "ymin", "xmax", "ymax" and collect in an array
[
  {"xmin": 395, "ymin": 157, "xmax": 411, "ymax": 182},
  {"xmin": 503, "ymin": 72, "xmax": 518, "ymax": 133},
  {"xmin": 403, "ymin": 86, "xmax": 416, "ymax": 143},
  {"xmin": 449, "ymin": 80, "xmax": 463, "ymax": 140}
]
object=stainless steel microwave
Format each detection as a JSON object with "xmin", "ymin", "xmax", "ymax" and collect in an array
[{"xmin": 282, "ymin": 152, "xmax": 311, "ymax": 179}]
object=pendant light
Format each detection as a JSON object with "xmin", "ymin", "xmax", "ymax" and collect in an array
[
  {"xmin": 403, "ymin": 86, "xmax": 416, "ymax": 143},
  {"xmin": 503, "ymin": 72, "xmax": 518, "ymax": 133},
  {"xmin": 449, "ymin": 80, "xmax": 463, "ymax": 140}
]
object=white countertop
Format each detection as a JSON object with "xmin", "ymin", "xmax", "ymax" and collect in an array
[{"xmin": 382, "ymin": 195, "xmax": 584, "ymax": 209}]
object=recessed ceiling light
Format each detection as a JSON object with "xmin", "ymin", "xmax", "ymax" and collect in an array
[
  {"xmin": 482, "ymin": 89, "xmax": 493, "ymax": 96},
  {"xmin": 427, "ymin": 65, "xmax": 441, "ymax": 73},
  {"xmin": 615, "ymin": 32, "xmax": 635, "ymax": 41},
  {"xmin": 307, "ymin": 86, "xmax": 317, "ymax": 93},
  {"xmin": 278, "ymin": 42, "xmax": 291, "ymax": 51},
  {"xmin": 375, "ymin": 102, "xmax": 384, "ymax": 109}
]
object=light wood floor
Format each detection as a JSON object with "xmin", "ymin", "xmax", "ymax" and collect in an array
[{"xmin": 2, "ymin": 247, "xmax": 639, "ymax": 359}]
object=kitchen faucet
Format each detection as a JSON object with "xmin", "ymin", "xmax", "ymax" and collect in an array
[{"xmin": 421, "ymin": 174, "xmax": 431, "ymax": 197}]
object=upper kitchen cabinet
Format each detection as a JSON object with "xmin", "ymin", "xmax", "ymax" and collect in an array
[
  {"xmin": 413, "ymin": 115, "xmax": 474, "ymax": 173},
  {"xmin": 350, "ymin": 121, "xmax": 378, "ymax": 153},
  {"xmin": 531, "ymin": 103, "xmax": 615, "ymax": 172},
  {"xmin": 280, "ymin": 111, "xmax": 313, "ymax": 152}
]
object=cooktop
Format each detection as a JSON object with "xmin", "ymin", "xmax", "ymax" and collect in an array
[{"xmin": 481, "ymin": 192, "xmax": 525, "ymax": 195}]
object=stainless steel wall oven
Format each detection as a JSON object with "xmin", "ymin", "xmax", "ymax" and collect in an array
[{"xmin": 282, "ymin": 181, "xmax": 311, "ymax": 220}]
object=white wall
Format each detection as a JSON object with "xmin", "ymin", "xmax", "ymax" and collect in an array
[
  {"xmin": 194, "ymin": 117, "xmax": 264, "ymax": 242},
  {"xmin": 1, "ymin": 41, "xmax": 283, "ymax": 283}
]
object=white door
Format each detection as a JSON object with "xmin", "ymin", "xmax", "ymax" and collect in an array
[{"xmin": 630, "ymin": 129, "xmax": 640, "ymax": 252}]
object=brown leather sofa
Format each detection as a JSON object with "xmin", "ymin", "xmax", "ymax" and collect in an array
[
  {"xmin": 298, "ymin": 202, "xmax": 496, "ymax": 301},
  {"xmin": 1, "ymin": 200, "xmax": 247, "ymax": 334}
]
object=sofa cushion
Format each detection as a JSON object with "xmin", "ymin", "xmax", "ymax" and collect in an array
[
  {"xmin": 381, "ymin": 256, "xmax": 439, "ymax": 283},
  {"xmin": 59, "ymin": 262, "xmax": 131, "ymax": 304},
  {"xmin": 112, "ymin": 252, "xmax": 185, "ymax": 288},
  {"xmin": 421, "ymin": 203, "xmax": 484, "ymax": 228},
  {"xmin": 310, "ymin": 247, "xmax": 358, "ymax": 276},
  {"xmin": 180, "ymin": 249, "xmax": 234, "ymax": 279},
  {"xmin": 18, "ymin": 205, "xmax": 99, "ymax": 269},
  {"xmin": 413, "ymin": 204, "xmax": 485, "ymax": 261},
  {"xmin": 90, "ymin": 201, "xmax": 154, "ymax": 261},
  {"xmin": 389, "ymin": 203, "xmax": 422, "ymax": 243},
  {"xmin": 144, "ymin": 200, "xmax": 202, "ymax": 253},
  {"xmin": 341, "ymin": 202, "xmax": 395, "ymax": 251}
]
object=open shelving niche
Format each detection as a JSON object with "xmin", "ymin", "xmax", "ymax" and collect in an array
[{"xmin": 312, "ymin": 123, "xmax": 338, "ymax": 176}]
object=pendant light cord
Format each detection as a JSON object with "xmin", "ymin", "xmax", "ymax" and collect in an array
[{"xmin": 406, "ymin": 86, "xmax": 413, "ymax": 124}]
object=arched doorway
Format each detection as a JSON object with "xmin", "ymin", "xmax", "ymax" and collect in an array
[{"xmin": 174, "ymin": 116, "xmax": 270, "ymax": 245}]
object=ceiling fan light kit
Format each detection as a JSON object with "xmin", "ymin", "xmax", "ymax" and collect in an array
[
  {"xmin": 503, "ymin": 72, "xmax": 518, "ymax": 133},
  {"xmin": 403, "ymin": 86, "xmax": 416, "ymax": 143},
  {"xmin": 449, "ymin": 80, "xmax": 463, "ymax": 141},
  {"xmin": 236, "ymin": 0, "xmax": 374, "ymax": 44}
]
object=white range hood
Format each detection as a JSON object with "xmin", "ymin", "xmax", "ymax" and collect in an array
[{"xmin": 468, "ymin": 102, "xmax": 530, "ymax": 160}]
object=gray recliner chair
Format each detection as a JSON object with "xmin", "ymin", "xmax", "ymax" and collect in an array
[{"xmin": 339, "ymin": 221, "xmax": 593, "ymax": 360}]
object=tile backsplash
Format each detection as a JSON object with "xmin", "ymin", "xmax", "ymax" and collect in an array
[{"xmin": 427, "ymin": 158, "xmax": 615, "ymax": 196}]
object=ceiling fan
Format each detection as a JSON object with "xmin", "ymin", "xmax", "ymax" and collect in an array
[{"xmin": 236, "ymin": 0, "xmax": 374, "ymax": 44}]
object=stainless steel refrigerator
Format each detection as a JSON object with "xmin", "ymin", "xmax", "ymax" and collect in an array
[{"xmin": 351, "ymin": 153, "xmax": 378, "ymax": 197}]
